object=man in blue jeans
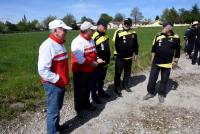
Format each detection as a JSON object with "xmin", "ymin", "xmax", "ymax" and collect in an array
[{"xmin": 38, "ymin": 19, "xmax": 72, "ymax": 134}]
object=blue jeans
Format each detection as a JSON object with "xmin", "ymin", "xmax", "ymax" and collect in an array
[{"xmin": 43, "ymin": 83, "xmax": 65, "ymax": 134}]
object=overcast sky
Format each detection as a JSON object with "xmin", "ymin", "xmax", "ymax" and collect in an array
[{"xmin": 0, "ymin": 0, "xmax": 199, "ymax": 23}]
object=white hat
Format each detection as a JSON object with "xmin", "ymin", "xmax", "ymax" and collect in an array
[
  {"xmin": 192, "ymin": 21, "xmax": 199, "ymax": 25},
  {"xmin": 80, "ymin": 21, "xmax": 97, "ymax": 31},
  {"xmin": 49, "ymin": 19, "xmax": 72, "ymax": 30}
]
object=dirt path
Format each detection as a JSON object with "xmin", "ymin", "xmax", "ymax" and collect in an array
[{"xmin": 2, "ymin": 55, "xmax": 200, "ymax": 134}]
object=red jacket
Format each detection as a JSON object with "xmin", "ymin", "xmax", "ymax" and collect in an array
[
  {"xmin": 71, "ymin": 34, "xmax": 97, "ymax": 73},
  {"xmin": 38, "ymin": 34, "xmax": 69, "ymax": 87}
]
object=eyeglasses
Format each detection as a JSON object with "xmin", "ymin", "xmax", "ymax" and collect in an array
[{"xmin": 58, "ymin": 28, "xmax": 68, "ymax": 33}]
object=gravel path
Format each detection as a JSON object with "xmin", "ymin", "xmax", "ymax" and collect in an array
[{"xmin": 1, "ymin": 54, "xmax": 200, "ymax": 134}]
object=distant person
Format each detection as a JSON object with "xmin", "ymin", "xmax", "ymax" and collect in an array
[
  {"xmin": 184, "ymin": 22, "xmax": 196, "ymax": 59},
  {"xmin": 71, "ymin": 21, "xmax": 104, "ymax": 117},
  {"xmin": 112, "ymin": 18, "xmax": 139, "ymax": 96},
  {"xmin": 38, "ymin": 19, "xmax": 72, "ymax": 134},
  {"xmin": 192, "ymin": 21, "xmax": 200, "ymax": 65},
  {"xmin": 91, "ymin": 19, "xmax": 111, "ymax": 104},
  {"xmin": 143, "ymin": 21, "xmax": 180, "ymax": 103}
]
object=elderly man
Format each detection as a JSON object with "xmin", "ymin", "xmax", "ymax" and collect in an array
[
  {"xmin": 38, "ymin": 19, "xmax": 72, "ymax": 134},
  {"xmin": 143, "ymin": 21, "xmax": 180, "ymax": 103},
  {"xmin": 71, "ymin": 21, "xmax": 104, "ymax": 118},
  {"xmin": 112, "ymin": 18, "xmax": 139, "ymax": 96}
]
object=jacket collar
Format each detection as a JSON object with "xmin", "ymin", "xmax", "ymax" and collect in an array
[
  {"xmin": 80, "ymin": 33, "xmax": 91, "ymax": 40},
  {"xmin": 49, "ymin": 34, "xmax": 65, "ymax": 44}
]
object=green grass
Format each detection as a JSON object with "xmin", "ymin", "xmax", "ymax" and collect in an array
[{"xmin": 0, "ymin": 26, "xmax": 187, "ymax": 120}]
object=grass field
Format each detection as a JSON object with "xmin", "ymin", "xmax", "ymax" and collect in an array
[{"xmin": 0, "ymin": 26, "xmax": 187, "ymax": 120}]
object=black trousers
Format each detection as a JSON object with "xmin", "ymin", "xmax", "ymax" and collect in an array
[
  {"xmin": 192, "ymin": 43, "xmax": 200, "ymax": 65},
  {"xmin": 91, "ymin": 67, "xmax": 107, "ymax": 99},
  {"xmin": 73, "ymin": 71, "xmax": 93, "ymax": 112},
  {"xmin": 147, "ymin": 64, "xmax": 171, "ymax": 97},
  {"xmin": 114, "ymin": 57, "xmax": 132, "ymax": 89}
]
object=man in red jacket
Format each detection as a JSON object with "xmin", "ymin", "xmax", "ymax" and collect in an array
[
  {"xmin": 71, "ymin": 21, "xmax": 104, "ymax": 118},
  {"xmin": 38, "ymin": 19, "xmax": 72, "ymax": 134}
]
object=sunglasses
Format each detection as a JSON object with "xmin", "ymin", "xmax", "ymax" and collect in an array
[{"xmin": 124, "ymin": 22, "xmax": 131, "ymax": 26}]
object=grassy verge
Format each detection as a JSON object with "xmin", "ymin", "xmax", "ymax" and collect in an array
[{"xmin": 0, "ymin": 26, "xmax": 187, "ymax": 120}]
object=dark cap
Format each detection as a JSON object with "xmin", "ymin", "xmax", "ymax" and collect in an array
[
  {"xmin": 123, "ymin": 18, "xmax": 132, "ymax": 25},
  {"xmin": 97, "ymin": 19, "xmax": 108, "ymax": 27},
  {"xmin": 163, "ymin": 21, "xmax": 173, "ymax": 27}
]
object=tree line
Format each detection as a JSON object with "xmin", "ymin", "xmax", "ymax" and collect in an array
[{"xmin": 0, "ymin": 4, "xmax": 199, "ymax": 33}]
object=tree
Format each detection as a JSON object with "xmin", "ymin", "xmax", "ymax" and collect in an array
[
  {"xmin": 21, "ymin": 14, "xmax": 27, "ymax": 23},
  {"xmin": 161, "ymin": 7, "xmax": 179, "ymax": 23},
  {"xmin": 29, "ymin": 19, "xmax": 39, "ymax": 31},
  {"xmin": 113, "ymin": 13, "xmax": 124, "ymax": 22},
  {"xmin": 179, "ymin": 8, "xmax": 192, "ymax": 23},
  {"xmin": 42, "ymin": 15, "xmax": 57, "ymax": 30},
  {"xmin": 71, "ymin": 20, "xmax": 79, "ymax": 30},
  {"xmin": 0, "ymin": 21, "xmax": 5, "ymax": 33},
  {"xmin": 99, "ymin": 13, "xmax": 113, "ymax": 23},
  {"xmin": 16, "ymin": 15, "xmax": 29, "ymax": 31},
  {"xmin": 81, "ymin": 16, "xmax": 94, "ymax": 24},
  {"xmin": 130, "ymin": 7, "xmax": 144, "ymax": 25},
  {"xmin": 191, "ymin": 4, "xmax": 200, "ymax": 21},
  {"xmin": 5, "ymin": 21, "xmax": 17, "ymax": 32},
  {"xmin": 62, "ymin": 14, "xmax": 76, "ymax": 27},
  {"xmin": 155, "ymin": 16, "xmax": 160, "ymax": 21}
]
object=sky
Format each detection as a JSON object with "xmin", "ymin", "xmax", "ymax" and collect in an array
[{"xmin": 0, "ymin": 0, "xmax": 199, "ymax": 23}]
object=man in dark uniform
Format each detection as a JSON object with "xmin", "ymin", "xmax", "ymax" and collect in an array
[
  {"xmin": 91, "ymin": 19, "xmax": 111, "ymax": 104},
  {"xmin": 191, "ymin": 21, "xmax": 200, "ymax": 65},
  {"xmin": 143, "ymin": 21, "xmax": 180, "ymax": 103},
  {"xmin": 184, "ymin": 23, "xmax": 196, "ymax": 59},
  {"xmin": 112, "ymin": 18, "xmax": 139, "ymax": 96}
]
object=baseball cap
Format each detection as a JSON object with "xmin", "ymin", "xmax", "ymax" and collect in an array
[
  {"xmin": 163, "ymin": 21, "xmax": 173, "ymax": 27},
  {"xmin": 49, "ymin": 19, "xmax": 72, "ymax": 30},
  {"xmin": 123, "ymin": 18, "xmax": 132, "ymax": 25},
  {"xmin": 192, "ymin": 21, "xmax": 199, "ymax": 25},
  {"xmin": 80, "ymin": 21, "xmax": 97, "ymax": 31},
  {"xmin": 97, "ymin": 19, "xmax": 108, "ymax": 27}
]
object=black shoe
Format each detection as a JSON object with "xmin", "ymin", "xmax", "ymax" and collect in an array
[
  {"xmin": 114, "ymin": 87, "xmax": 122, "ymax": 97},
  {"xmin": 192, "ymin": 62, "xmax": 196, "ymax": 65},
  {"xmin": 98, "ymin": 91, "xmax": 111, "ymax": 98},
  {"xmin": 83, "ymin": 104, "xmax": 96, "ymax": 111},
  {"xmin": 93, "ymin": 97, "xmax": 102, "ymax": 104},
  {"xmin": 76, "ymin": 111, "xmax": 85, "ymax": 119},
  {"xmin": 124, "ymin": 87, "xmax": 132, "ymax": 92},
  {"xmin": 58, "ymin": 124, "xmax": 70, "ymax": 132}
]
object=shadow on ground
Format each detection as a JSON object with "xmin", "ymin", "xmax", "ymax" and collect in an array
[
  {"xmin": 60, "ymin": 85, "xmax": 117, "ymax": 133},
  {"xmin": 129, "ymin": 75, "xmax": 147, "ymax": 88},
  {"xmin": 60, "ymin": 74, "xmax": 146, "ymax": 133},
  {"xmin": 155, "ymin": 79, "xmax": 179, "ymax": 96}
]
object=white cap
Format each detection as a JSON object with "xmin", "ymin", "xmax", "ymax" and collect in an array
[
  {"xmin": 49, "ymin": 19, "xmax": 72, "ymax": 30},
  {"xmin": 80, "ymin": 21, "xmax": 97, "ymax": 31},
  {"xmin": 192, "ymin": 21, "xmax": 199, "ymax": 25}
]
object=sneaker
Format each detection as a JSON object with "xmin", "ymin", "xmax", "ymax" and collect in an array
[
  {"xmin": 143, "ymin": 93, "xmax": 155, "ymax": 100},
  {"xmin": 98, "ymin": 91, "xmax": 111, "ymax": 98},
  {"xmin": 158, "ymin": 95, "xmax": 165, "ymax": 103}
]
